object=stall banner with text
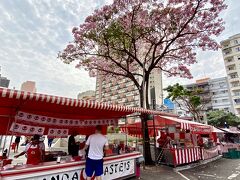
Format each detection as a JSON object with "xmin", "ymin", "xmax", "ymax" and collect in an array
[
  {"xmin": 16, "ymin": 111, "xmax": 118, "ymax": 127},
  {"xmin": 20, "ymin": 159, "xmax": 135, "ymax": 180},
  {"xmin": 9, "ymin": 122, "xmax": 45, "ymax": 135},
  {"xmin": 103, "ymin": 159, "xmax": 135, "ymax": 179},
  {"xmin": 22, "ymin": 170, "xmax": 80, "ymax": 180}
]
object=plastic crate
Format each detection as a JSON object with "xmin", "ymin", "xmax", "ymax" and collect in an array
[
  {"xmin": 229, "ymin": 151, "xmax": 238, "ymax": 159},
  {"xmin": 236, "ymin": 151, "xmax": 240, "ymax": 158},
  {"xmin": 222, "ymin": 152, "xmax": 230, "ymax": 158},
  {"xmin": 228, "ymin": 148, "xmax": 237, "ymax": 152}
]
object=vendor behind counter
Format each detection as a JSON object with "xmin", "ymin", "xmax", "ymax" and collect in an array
[
  {"xmin": 68, "ymin": 132, "xmax": 79, "ymax": 157},
  {"xmin": 14, "ymin": 134, "xmax": 45, "ymax": 165}
]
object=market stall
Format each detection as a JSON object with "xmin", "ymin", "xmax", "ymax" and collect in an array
[
  {"xmin": 121, "ymin": 115, "xmax": 220, "ymax": 167},
  {"xmin": 0, "ymin": 88, "xmax": 161, "ymax": 180},
  {"xmin": 219, "ymin": 127, "xmax": 240, "ymax": 153}
]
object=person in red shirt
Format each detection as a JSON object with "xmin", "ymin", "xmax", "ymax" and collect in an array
[
  {"xmin": 14, "ymin": 134, "xmax": 45, "ymax": 165},
  {"xmin": 157, "ymin": 132, "xmax": 172, "ymax": 148},
  {"xmin": 197, "ymin": 135, "xmax": 204, "ymax": 147}
]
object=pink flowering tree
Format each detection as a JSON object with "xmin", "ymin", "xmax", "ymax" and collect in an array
[{"xmin": 59, "ymin": 0, "xmax": 227, "ymax": 164}]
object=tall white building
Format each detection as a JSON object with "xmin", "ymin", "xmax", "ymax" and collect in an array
[
  {"xmin": 221, "ymin": 33, "xmax": 240, "ymax": 116},
  {"xmin": 210, "ymin": 77, "xmax": 234, "ymax": 112}
]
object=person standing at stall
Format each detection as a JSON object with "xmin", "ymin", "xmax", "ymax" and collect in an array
[
  {"xmin": 197, "ymin": 135, "xmax": 204, "ymax": 147},
  {"xmin": 14, "ymin": 136, "xmax": 21, "ymax": 153},
  {"xmin": 14, "ymin": 134, "xmax": 45, "ymax": 165},
  {"xmin": 68, "ymin": 131, "xmax": 79, "ymax": 157},
  {"xmin": 47, "ymin": 136, "xmax": 54, "ymax": 148},
  {"xmin": 84, "ymin": 125, "xmax": 109, "ymax": 180}
]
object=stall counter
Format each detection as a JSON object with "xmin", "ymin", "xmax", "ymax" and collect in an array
[
  {"xmin": 0, "ymin": 152, "xmax": 142, "ymax": 180},
  {"xmin": 160, "ymin": 147, "xmax": 202, "ymax": 167}
]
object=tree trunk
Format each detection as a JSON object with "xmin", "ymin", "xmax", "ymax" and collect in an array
[{"xmin": 139, "ymin": 79, "xmax": 153, "ymax": 165}]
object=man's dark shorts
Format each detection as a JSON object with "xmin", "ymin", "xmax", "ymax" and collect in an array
[{"xmin": 86, "ymin": 157, "xmax": 103, "ymax": 177}]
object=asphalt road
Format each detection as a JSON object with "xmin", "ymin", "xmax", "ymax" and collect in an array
[
  {"xmin": 130, "ymin": 158, "xmax": 240, "ymax": 180},
  {"xmin": 181, "ymin": 158, "xmax": 240, "ymax": 180}
]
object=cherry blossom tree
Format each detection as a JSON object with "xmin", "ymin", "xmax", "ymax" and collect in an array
[{"xmin": 59, "ymin": 0, "xmax": 227, "ymax": 164}]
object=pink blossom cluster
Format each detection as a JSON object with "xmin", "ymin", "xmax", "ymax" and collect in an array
[{"xmin": 59, "ymin": 0, "xmax": 227, "ymax": 79}]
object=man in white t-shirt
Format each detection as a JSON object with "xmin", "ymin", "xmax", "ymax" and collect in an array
[{"xmin": 84, "ymin": 125, "xmax": 108, "ymax": 180}]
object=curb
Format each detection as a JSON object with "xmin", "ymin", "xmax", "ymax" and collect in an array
[{"xmin": 173, "ymin": 155, "xmax": 222, "ymax": 172}]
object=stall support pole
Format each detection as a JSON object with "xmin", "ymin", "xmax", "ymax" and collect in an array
[
  {"xmin": 152, "ymin": 115, "xmax": 157, "ymax": 167},
  {"xmin": 135, "ymin": 125, "xmax": 138, "ymax": 151},
  {"xmin": 1, "ymin": 135, "xmax": 7, "ymax": 155},
  {"xmin": 125, "ymin": 117, "xmax": 128, "ymax": 150},
  {"xmin": 7, "ymin": 135, "xmax": 13, "ymax": 157},
  {"xmin": 0, "ymin": 135, "xmax": 3, "ymax": 150}
]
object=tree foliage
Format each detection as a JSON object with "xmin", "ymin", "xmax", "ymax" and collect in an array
[
  {"xmin": 165, "ymin": 83, "xmax": 210, "ymax": 122},
  {"xmin": 207, "ymin": 110, "xmax": 240, "ymax": 127},
  {"xmin": 59, "ymin": 0, "xmax": 227, "ymax": 164}
]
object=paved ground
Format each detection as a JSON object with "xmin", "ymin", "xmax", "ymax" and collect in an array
[
  {"xmin": 130, "ymin": 158, "xmax": 240, "ymax": 180},
  {"xmin": 181, "ymin": 158, "xmax": 240, "ymax": 180}
]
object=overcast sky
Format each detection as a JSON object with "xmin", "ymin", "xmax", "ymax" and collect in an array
[{"xmin": 0, "ymin": 0, "xmax": 239, "ymax": 98}]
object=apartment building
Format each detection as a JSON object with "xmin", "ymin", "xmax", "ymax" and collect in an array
[
  {"xmin": 221, "ymin": 33, "xmax": 240, "ymax": 116},
  {"xmin": 20, "ymin": 81, "xmax": 37, "ymax": 93},
  {"xmin": 174, "ymin": 77, "xmax": 234, "ymax": 118},
  {"xmin": 0, "ymin": 75, "xmax": 10, "ymax": 88},
  {"xmin": 77, "ymin": 90, "xmax": 95, "ymax": 101},
  {"xmin": 95, "ymin": 69, "xmax": 163, "ymax": 123}
]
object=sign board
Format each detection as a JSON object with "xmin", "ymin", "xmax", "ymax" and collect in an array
[
  {"xmin": 103, "ymin": 159, "xmax": 135, "ymax": 179},
  {"xmin": 9, "ymin": 122, "xmax": 45, "ymax": 135},
  {"xmin": 20, "ymin": 159, "xmax": 135, "ymax": 180},
  {"xmin": 190, "ymin": 126, "xmax": 211, "ymax": 134}
]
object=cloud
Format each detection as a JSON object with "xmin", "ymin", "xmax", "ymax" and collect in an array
[
  {"xmin": 0, "ymin": 0, "xmax": 111, "ymax": 98},
  {"xmin": 0, "ymin": 0, "xmax": 239, "ymax": 99}
]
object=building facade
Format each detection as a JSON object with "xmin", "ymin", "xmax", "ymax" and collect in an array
[
  {"xmin": 174, "ymin": 77, "xmax": 234, "ymax": 118},
  {"xmin": 0, "ymin": 75, "xmax": 10, "ymax": 88},
  {"xmin": 95, "ymin": 69, "xmax": 163, "ymax": 123},
  {"xmin": 77, "ymin": 90, "xmax": 95, "ymax": 101},
  {"xmin": 221, "ymin": 33, "xmax": 240, "ymax": 116},
  {"xmin": 20, "ymin": 81, "xmax": 37, "ymax": 93}
]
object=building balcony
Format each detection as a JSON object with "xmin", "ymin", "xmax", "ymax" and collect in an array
[
  {"xmin": 224, "ymin": 58, "xmax": 235, "ymax": 65},
  {"xmin": 234, "ymin": 104, "xmax": 240, "ymax": 109},
  {"xmin": 228, "ymin": 69, "xmax": 238, "ymax": 74},
  {"xmin": 229, "ymin": 78, "xmax": 240, "ymax": 83},
  {"xmin": 224, "ymin": 54, "xmax": 234, "ymax": 59},
  {"xmin": 221, "ymin": 40, "xmax": 230, "ymax": 49},
  {"xmin": 231, "ymin": 86, "xmax": 240, "ymax": 91},
  {"xmin": 233, "ymin": 92, "xmax": 240, "ymax": 96}
]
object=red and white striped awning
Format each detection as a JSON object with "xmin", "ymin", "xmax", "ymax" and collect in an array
[
  {"xmin": 0, "ymin": 88, "xmax": 172, "ymax": 136},
  {"xmin": 159, "ymin": 116, "xmax": 212, "ymax": 132},
  {"xmin": 120, "ymin": 115, "xmax": 212, "ymax": 137}
]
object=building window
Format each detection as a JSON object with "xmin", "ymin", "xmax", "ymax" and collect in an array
[
  {"xmin": 221, "ymin": 90, "xmax": 227, "ymax": 94},
  {"xmin": 236, "ymin": 47, "xmax": 240, "ymax": 52},
  {"xmin": 224, "ymin": 49, "xmax": 232, "ymax": 55},
  {"xmin": 230, "ymin": 74, "xmax": 238, "ymax": 79},
  {"xmin": 234, "ymin": 40, "xmax": 239, "ymax": 44},
  {"xmin": 234, "ymin": 99, "xmax": 240, "ymax": 104},
  {"xmin": 228, "ymin": 66, "xmax": 235, "ymax": 71}
]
